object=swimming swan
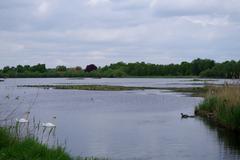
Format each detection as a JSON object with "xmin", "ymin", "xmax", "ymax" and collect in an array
[
  {"xmin": 16, "ymin": 111, "xmax": 30, "ymax": 123},
  {"xmin": 42, "ymin": 116, "xmax": 56, "ymax": 128}
]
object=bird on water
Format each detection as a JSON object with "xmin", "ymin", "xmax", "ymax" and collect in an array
[
  {"xmin": 181, "ymin": 113, "xmax": 195, "ymax": 118},
  {"xmin": 16, "ymin": 111, "xmax": 30, "ymax": 123},
  {"xmin": 42, "ymin": 116, "xmax": 56, "ymax": 128}
]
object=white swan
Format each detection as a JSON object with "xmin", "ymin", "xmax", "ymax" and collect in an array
[
  {"xmin": 42, "ymin": 116, "xmax": 56, "ymax": 128},
  {"xmin": 16, "ymin": 111, "xmax": 30, "ymax": 123}
]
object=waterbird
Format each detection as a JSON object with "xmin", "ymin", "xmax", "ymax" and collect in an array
[
  {"xmin": 181, "ymin": 113, "xmax": 195, "ymax": 118},
  {"xmin": 16, "ymin": 111, "xmax": 30, "ymax": 123},
  {"xmin": 42, "ymin": 116, "xmax": 56, "ymax": 128}
]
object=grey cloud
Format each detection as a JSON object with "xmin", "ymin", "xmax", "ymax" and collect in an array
[{"xmin": 0, "ymin": 0, "xmax": 239, "ymax": 68}]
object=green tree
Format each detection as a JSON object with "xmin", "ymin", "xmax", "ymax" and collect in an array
[{"xmin": 56, "ymin": 65, "xmax": 67, "ymax": 72}]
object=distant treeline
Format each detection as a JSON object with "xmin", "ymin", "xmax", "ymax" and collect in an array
[{"xmin": 0, "ymin": 58, "xmax": 239, "ymax": 78}]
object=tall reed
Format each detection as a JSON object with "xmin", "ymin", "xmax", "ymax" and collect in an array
[{"xmin": 196, "ymin": 83, "xmax": 240, "ymax": 130}]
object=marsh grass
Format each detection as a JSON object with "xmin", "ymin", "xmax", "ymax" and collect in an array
[
  {"xmin": 18, "ymin": 84, "xmax": 210, "ymax": 97},
  {"xmin": 18, "ymin": 84, "xmax": 155, "ymax": 91},
  {"xmin": 195, "ymin": 83, "xmax": 240, "ymax": 130}
]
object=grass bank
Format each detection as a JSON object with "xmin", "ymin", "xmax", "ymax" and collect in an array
[{"xmin": 195, "ymin": 85, "xmax": 240, "ymax": 131}]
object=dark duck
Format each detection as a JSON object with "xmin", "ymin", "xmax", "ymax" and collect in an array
[{"xmin": 181, "ymin": 113, "xmax": 195, "ymax": 118}]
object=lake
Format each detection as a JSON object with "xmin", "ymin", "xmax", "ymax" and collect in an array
[{"xmin": 0, "ymin": 78, "xmax": 240, "ymax": 160}]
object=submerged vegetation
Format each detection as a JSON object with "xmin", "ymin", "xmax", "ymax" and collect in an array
[
  {"xmin": 0, "ymin": 58, "xmax": 239, "ymax": 78},
  {"xmin": 195, "ymin": 84, "xmax": 240, "ymax": 131}
]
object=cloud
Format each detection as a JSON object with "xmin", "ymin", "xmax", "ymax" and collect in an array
[
  {"xmin": 87, "ymin": 0, "xmax": 111, "ymax": 7},
  {"xmin": 0, "ymin": 0, "xmax": 239, "ymax": 68},
  {"xmin": 150, "ymin": 0, "xmax": 240, "ymax": 18}
]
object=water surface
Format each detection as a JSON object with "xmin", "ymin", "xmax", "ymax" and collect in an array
[{"xmin": 0, "ymin": 78, "xmax": 239, "ymax": 160}]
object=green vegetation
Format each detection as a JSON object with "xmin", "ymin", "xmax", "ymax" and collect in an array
[
  {"xmin": 188, "ymin": 78, "xmax": 216, "ymax": 82},
  {"xmin": 195, "ymin": 85, "xmax": 240, "ymax": 131},
  {"xmin": 0, "ymin": 58, "xmax": 239, "ymax": 78},
  {"xmin": 19, "ymin": 84, "xmax": 158, "ymax": 91},
  {"xmin": 19, "ymin": 84, "xmax": 209, "ymax": 97},
  {"xmin": 167, "ymin": 86, "xmax": 209, "ymax": 97},
  {"xmin": 0, "ymin": 127, "xmax": 106, "ymax": 160},
  {"xmin": 0, "ymin": 127, "xmax": 71, "ymax": 160}
]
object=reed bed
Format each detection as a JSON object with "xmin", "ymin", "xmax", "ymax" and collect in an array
[{"xmin": 195, "ymin": 83, "xmax": 240, "ymax": 131}]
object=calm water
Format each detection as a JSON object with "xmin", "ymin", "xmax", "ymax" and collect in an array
[{"xmin": 0, "ymin": 78, "xmax": 240, "ymax": 160}]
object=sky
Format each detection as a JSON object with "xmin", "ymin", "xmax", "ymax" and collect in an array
[{"xmin": 0, "ymin": 0, "xmax": 240, "ymax": 68}]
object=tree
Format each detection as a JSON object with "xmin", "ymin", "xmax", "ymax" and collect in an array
[
  {"xmin": 56, "ymin": 65, "xmax": 67, "ymax": 72},
  {"xmin": 85, "ymin": 64, "xmax": 97, "ymax": 72},
  {"xmin": 3, "ymin": 66, "xmax": 10, "ymax": 73},
  {"xmin": 75, "ymin": 66, "xmax": 82, "ymax": 71},
  {"xmin": 191, "ymin": 58, "xmax": 215, "ymax": 75},
  {"xmin": 31, "ymin": 64, "xmax": 46, "ymax": 73},
  {"xmin": 23, "ymin": 65, "xmax": 31, "ymax": 71},
  {"xmin": 16, "ymin": 65, "xmax": 24, "ymax": 73}
]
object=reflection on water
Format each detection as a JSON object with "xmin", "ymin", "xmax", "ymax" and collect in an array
[{"xmin": 199, "ymin": 117, "xmax": 240, "ymax": 159}]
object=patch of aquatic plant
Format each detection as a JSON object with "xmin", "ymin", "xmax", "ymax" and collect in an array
[
  {"xmin": 18, "ymin": 85, "xmax": 158, "ymax": 91},
  {"xmin": 158, "ymin": 86, "xmax": 209, "ymax": 97},
  {"xmin": 195, "ymin": 84, "xmax": 240, "ymax": 131},
  {"xmin": 19, "ymin": 84, "xmax": 211, "ymax": 97},
  {"xmin": 189, "ymin": 78, "xmax": 216, "ymax": 82}
]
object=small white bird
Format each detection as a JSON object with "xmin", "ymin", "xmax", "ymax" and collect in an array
[
  {"xmin": 16, "ymin": 111, "xmax": 30, "ymax": 123},
  {"xmin": 42, "ymin": 116, "xmax": 56, "ymax": 128}
]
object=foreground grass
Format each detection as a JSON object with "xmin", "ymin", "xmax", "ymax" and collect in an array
[
  {"xmin": 0, "ymin": 127, "xmax": 70, "ymax": 160},
  {"xmin": 195, "ymin": 85, "xmax": 240, "ymax": 131},
  {"xmin": 0, "ymin": 128, "xmax": 106, "ymax": 160}
]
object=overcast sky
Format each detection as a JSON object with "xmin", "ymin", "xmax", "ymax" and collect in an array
[{"xmin": 0, "ymin": 0, "xmax": 240, "ymax": 68}]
